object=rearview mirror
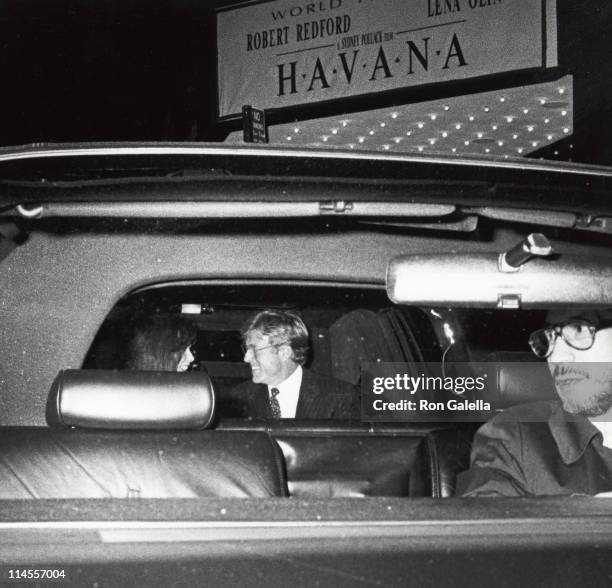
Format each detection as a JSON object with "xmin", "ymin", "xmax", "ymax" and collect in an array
[{"xmin": 386, "ymin": 253, "xmax": 612, "ymax": 308}]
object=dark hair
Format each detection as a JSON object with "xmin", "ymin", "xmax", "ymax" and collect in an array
[
  {"xmin": 241, "ymin": 309, "xmax": 309, "ymax": 365},
  {"xmin": 126, "ymin": 315, "xmax": 197, "ymax": 371}
]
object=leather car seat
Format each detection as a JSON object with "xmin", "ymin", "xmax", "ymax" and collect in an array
[{"xmin": 0, "ymin": 370, "xmax": 287, "ymax": 499}]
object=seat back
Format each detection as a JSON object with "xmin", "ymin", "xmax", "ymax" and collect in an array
[
  {"xmin": 485, "ymin": 352, "xmax": 557, "ymax": 408},
  {"xmin": 47, "ymin": 369, "xmax": 216, "ymax": 429},
  {"xmin": 0, "ymin": 370, "xmax": 287, "ymax": 499},
  {"xmin": 218, "ymin": 420, "xmax": 472, "ymax": 498},
  {"xmin": 0, "ymin": 428, "xmax": 287, "ymax": 498}
]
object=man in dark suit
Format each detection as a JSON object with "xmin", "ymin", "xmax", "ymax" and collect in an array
[{"xmin": 230, "ymin": 309, "xmax": 358, "ymax": 419}]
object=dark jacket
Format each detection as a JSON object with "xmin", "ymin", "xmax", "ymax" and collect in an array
[
  {"xmin": 457, "ymin": 400, "xmax": 612, "ymax": 497},
  {"xmin": 227, "ymin": 368, "xmax": 359, "ymax": 419}
]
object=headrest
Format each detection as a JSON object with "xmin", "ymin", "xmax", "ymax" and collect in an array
[
  {"xmin": 47, "ymin": 370, "xmax": 215, "ymax": 429},
  {"xmin": 485, "ymin": 352, "xmax": 557, "ymax": 408}
]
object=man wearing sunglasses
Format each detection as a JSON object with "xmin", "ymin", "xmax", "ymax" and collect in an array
[
  {"xmin": 230, "ymin": 309, "xmax": 358, "ymax": 419},
  {"xmin": 458, "ymin": 309, "xmax": 612, "ymax": 497}
]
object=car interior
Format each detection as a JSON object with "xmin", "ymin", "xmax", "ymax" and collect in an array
[
  {"xmin": 0, "ymin": 0, "xmax": 611, "ymax": 582},
  {"xmin": 1, "ymin": 152, "xmax": 612, "ymax": 584},
  {"xmin": 0, "ymin": 276, "xmax": 571, "ymax": 502},
  {"xmin": 4, "ymin": 282, "xmax": 469, "ymax": 501}
]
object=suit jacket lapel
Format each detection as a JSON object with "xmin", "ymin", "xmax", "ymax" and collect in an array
[
  {"xmin": 296, "ymin": 369, "xmax": 323, "ymax": 418},
  {"xmin": 252, "ymin": 384, "xmax": 272, "ymax": 418}
]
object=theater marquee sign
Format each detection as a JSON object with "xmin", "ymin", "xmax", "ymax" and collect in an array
[{"xmin": 216, "ymin": 0, "xmax": 557, "ymax": 119}]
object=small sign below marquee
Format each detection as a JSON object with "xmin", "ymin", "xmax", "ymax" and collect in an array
[{"xmin": 242, "ymin": 105, "xmax": 269, "ymax": 143}]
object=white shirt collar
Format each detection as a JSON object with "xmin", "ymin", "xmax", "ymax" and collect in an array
[
  {"xmin": 592, "ymin": 419, "xmax": 612, "ymax": 449},
  {"xmin": 268, "ymin": 365, "xmax": 302, "ymax": 418}
]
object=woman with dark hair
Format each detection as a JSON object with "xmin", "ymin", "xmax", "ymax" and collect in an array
[{"xmin": 126, "ymin": 315, "xmax": 197, "ymax": 372}]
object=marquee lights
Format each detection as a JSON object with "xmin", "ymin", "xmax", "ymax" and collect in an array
[{"xmin": 225, "ymin": 76, "xmax": 573, "ymax": 159}]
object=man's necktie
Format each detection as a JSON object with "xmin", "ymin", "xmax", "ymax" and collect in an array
[{"xmin": 269, "ymin": 387, "xmax": 281, "ymax": 419}]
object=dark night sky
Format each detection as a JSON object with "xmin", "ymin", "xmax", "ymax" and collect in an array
[
  {"xmin": 0, "ymin": 0, "xmax": 610, "ymax": 165},
  {"xmin": 0, "ymin": 0, "xmax": 214, "ymax": 143}
]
